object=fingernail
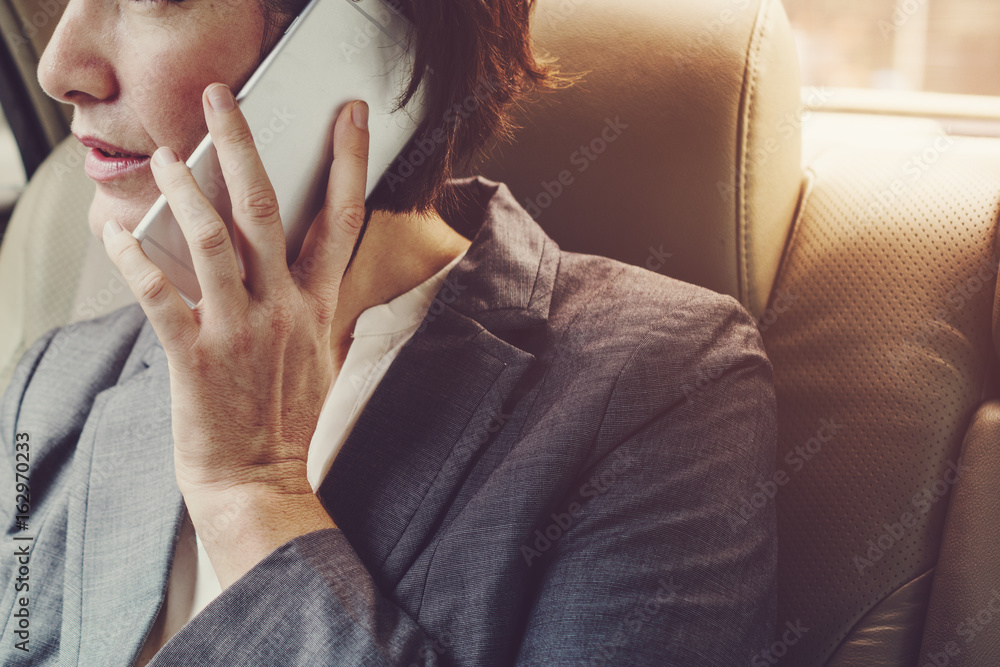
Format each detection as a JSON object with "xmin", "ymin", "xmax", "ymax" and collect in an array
[
  {"xmin": 208, "ymin": 83, "xmax": 235, "ymax": 112},
  {"xmin": 153, "ymin": 146, "xmax": 178, "ymax": 168},
  {"xmin": 103, "ymin": 219, "xmax": 123, "ymax": 237},
  {"xmin": 352, "ymin": 101, "xmax": 368, "ymax": 130}
]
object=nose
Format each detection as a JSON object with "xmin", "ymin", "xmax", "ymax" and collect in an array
[{"xmin": 37, "ymin": 0, "xmax": 117, "ymax": 106}]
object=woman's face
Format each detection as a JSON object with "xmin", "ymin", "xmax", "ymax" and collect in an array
[{"xmin": 37, "ymin": 0, "xmax": 285, "ymax": 240}]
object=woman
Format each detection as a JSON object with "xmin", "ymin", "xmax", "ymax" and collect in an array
[{"xmin": 0, "ymin": 0, "xmax": 778, "ymax": 664}]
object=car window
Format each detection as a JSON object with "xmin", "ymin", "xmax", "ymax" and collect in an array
[{"xmin": 784, "ymin": 0, "xmax": 1000, "ymax": 96}]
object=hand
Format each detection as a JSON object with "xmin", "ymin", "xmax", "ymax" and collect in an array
[{"xmin": 102, "ymin": 82, "xmax": 370, "ymax": 587}]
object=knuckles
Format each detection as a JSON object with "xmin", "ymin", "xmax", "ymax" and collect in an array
[
  {"xmin": 217, "ymin": 122, "xmax": 255, "ymax": 149},
  {"xmin": 136, "ymin": 269, "xmax": 170, "ymax": 304},
  {"xmin": 237, "ymin": 182, "xmax": 280, "ymax": 222},
  {"xmin": 190, "ymin": 221, "xmax": 232, "ymax": 256},
  {"xmin": 331, "ymin": 205, "xmax": 368, "ymax": 236}
]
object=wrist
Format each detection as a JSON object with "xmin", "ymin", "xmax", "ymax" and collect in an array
[{"xmin": 184, "ymin": 483, "xmax": 337, "ymax": 590}]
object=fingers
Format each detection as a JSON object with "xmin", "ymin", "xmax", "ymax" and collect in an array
[
  {"xmin": 149, "ymin": 145, "xmax": 248, "ymax": 313},
  {"xmin": 203, "ymin": 83, "xmax": 289, "ymax": 298},
  {"xmin": 292, "ymin": 100, "xmax": 369, "ymax": 309},
  {"xmin": 102, "ymin": 219, "xmax": 195, "ymax": 348}
]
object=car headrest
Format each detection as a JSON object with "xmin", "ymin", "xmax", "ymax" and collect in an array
[{"xmin": 475, "ymin": 0, "xmax": 804, "ymax": 318}]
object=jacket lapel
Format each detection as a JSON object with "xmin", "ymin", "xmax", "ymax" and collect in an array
[
  {"xmin": 319, "ymin": 176, "xmax": 560, "ymax": 589},
  {"xmin": 318, "ymin": 307, "xmax": 538, "ymax": 589},
  {"xmin": 77, "ymin": 325, "xmax": 185, "ymax": 666}
]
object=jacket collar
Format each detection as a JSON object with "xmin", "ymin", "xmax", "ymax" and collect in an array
[
  {"xmin": 82, "ymin": 175, "xmax": 559, "ymax": 664},
  {"xmin": 438, "ymin": 176, "xmax": 558, "ymax": 331}
]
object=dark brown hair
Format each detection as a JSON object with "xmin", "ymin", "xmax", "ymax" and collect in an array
[{"xmin": 258, "ymin": 0, "xmax": 580, "ymax": 222}]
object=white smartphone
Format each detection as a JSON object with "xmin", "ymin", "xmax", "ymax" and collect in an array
[{"xmin": 131, "ymin": 0, "xmax": 429, "ymax": 307}]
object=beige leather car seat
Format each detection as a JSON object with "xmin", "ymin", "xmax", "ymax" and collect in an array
[
  {"xmin": 476, "ymin": 1, "xmax": 1000, "ymax": 665},
  {"xmin": 762, "ymin": 135, "xmax": 1000, "ymax": 665},
  {"xmin": 2, "ymin": 0, "xmax": 1000, "ymax": 664}
]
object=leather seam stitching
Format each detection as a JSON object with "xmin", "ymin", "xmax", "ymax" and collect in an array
[{"xmin": 739, "ymin": 0, "xmax": 773, "ymax": 312}]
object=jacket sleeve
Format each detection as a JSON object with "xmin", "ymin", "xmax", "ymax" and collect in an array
[
  {"xmin": 147, "ymin": 527, "xmax": 445, "ymax": 666},
  {"xmin": 513, "ymin": 293, "xmax": 778, "ymax": 665},
  {"xmin": 146, "ymin": 294, "xmax": 777, "ymax": 667}
]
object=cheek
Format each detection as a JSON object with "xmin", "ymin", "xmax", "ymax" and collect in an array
[
  {"xmin": 107, "ymin": 0, "xmax": 269, "ymax": 155},
  {"xmin": 126, "ymin": 55, "xmax": 212, "ymax": 158}
]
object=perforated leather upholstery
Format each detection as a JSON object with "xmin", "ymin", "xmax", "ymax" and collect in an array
[{"xmin": 761, "ymin": 136, "xmax": 1000, "ymax": 664}]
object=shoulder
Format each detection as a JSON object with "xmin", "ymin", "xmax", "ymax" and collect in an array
[
  {"xmin": 537, "ymin": 249, "xmax": 775, "ymax": 459},
  {"xmin": 547, "ymin": 249, "xmax": 769, "ymax": 378},
  {"xmin": 2, "ymin": 302, "xmax": 151, "ymax": 416},
  {"xmin": 29, "ymin": 301, "xmax": 147, "ymax": 372},
  {"xmin": 0, "ymin": 303, "xmax": 151, "ymax": 492}
]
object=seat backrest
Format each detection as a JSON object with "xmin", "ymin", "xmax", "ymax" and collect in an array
[{"xmin": 759, "ymin": 127, "xmax": 1000, "ymax": 664}]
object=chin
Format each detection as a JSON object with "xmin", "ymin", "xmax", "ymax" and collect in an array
[{"xmin": 89, "ymin": 187, "xmax": 158, "ymax": 241}]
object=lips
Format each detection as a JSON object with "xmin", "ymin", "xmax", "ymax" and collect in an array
[
  {"xmin": 84, "ymin": 149, "xmax": 151, "ymax": 183},
  {"xmin": 76, "ymin": 134, "xmax": 152, "ymax": 183},
  {"xmin": 76, "ymin": 134, "xmax": 149, "ymax": 159}
]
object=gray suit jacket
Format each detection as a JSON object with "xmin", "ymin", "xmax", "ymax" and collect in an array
[{"xmin": 0, "ymin": 176, "xmax": 777, "ymax": 666}]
